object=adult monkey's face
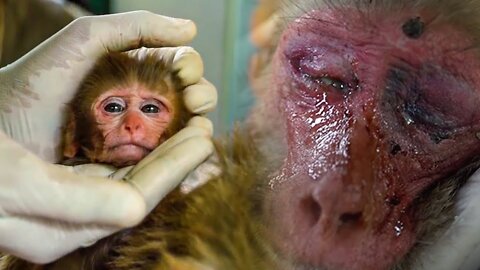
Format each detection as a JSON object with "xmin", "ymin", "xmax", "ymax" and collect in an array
[{"xmin": 253, "ymin": 1, "xmax": 480, "ymax": 269}]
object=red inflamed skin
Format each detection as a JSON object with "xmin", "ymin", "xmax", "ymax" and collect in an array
[{"xmin": 263, "ymin": 5, "xmax": 480, "ymax": 270}]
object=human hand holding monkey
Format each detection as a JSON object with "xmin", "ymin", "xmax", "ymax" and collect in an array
[
  {"xmin": 0, "ymin": 12, "xmax": 216, "ymax": 264},
  {"xmin": 62, "ymin": 47, "xmax": 215, "ymax": 212}
]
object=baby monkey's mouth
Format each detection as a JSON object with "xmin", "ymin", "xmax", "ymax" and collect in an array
[
  {"xmin": 109, "ymin": 140, "xmax": 155, "ymax": 152},
  {"xmin": 106, "ymin": 142, "xmax": 154, "ymax": 167},
  {"xmin": 113, "ymin": 144, "xmax": 150, "ymax": 152}
]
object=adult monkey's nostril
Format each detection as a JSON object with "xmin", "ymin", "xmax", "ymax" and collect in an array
[{"xmin": 300, "ymin": 196, "xmax": 322, "ymax": 227}]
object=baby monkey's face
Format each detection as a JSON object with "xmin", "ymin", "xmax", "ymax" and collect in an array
[
  {"xmin": 92, "ymin": 85, "xmax": 174, "ymax": 167},
  {"xmin": 62, "ymin": 51, "xmax": 189, "ymax": 168}
]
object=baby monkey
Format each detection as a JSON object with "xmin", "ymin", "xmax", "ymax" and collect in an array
[{"xmin": 62, "ymin": 49, "xmax": 193, "ymax": 167}]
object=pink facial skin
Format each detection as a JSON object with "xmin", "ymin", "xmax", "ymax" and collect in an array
[
  {"xmin": 264, "ymin": 6, "xmax": 480, "ymax": 270},
  {"xmin": 93, "ymin": 86, "xmax": 173, "ymax": 167}
]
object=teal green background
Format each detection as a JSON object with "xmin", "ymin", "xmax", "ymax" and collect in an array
[{"xmin": 222, "ymin": 0, "xmax": 256, "ymax": 132}]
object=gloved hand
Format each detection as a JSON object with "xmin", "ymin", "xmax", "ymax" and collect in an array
[{"xmin": 0, "ymin": 11, "xmax": 216, "ymax": 264}]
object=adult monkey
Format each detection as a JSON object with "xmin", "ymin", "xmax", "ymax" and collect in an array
[
  {"xmin": 247, "ymin": 0, "xmax": 480, "ymax": 269},
  {"xmin": 0, "ymin": 11, "xmax": 216, "ymax": 265},
  {"xmin": 249, "ymin": 1, "xmax": 480, "ymax": 269},
  {"xmin": 4, "ymin": 1, "xmax": 480, "ymax": 270}
]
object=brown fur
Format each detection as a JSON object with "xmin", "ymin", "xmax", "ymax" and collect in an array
[
  {"xmin": 1, "ymin": 152, "xmax": 479, "ymax": 270},
  {"xmin": 0, "ymin": 133, "xmax": 279, "ymax": 270},
  {"xmin": 61, "ymin": 51, "xmax": 191, "ymax": 164},
  {"xmin": 105, "ymin": 133, "xmax": 275, "ymax": 270},
  {"xmin": 393, "ymin": 159, "xmax": 480, "ymax": 269}
]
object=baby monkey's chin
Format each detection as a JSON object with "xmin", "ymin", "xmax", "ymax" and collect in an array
[{"xmin": 107, "ymin": 144, "xmax": 152, "ymax": 167}]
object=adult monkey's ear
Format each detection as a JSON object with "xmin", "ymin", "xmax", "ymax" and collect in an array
[
  {"xmin": 62, "ymin": 107, "xmax": 79, "ymax": 159},
  {"xmin": 249, "ymin": 0, "xmax": 281, "ymax": 91},
  {"xmin": 250, "ymin": 0, "xmax": 281, "ymax": 48}
]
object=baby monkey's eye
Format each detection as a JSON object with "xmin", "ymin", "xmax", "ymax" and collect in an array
[
  {"xmin": 141, "ymin": 104, "xmax": 160, "ymax": 114},
  {"xmin": 104, "ymin": 102, "xmax": 125, "ymax": 113}
]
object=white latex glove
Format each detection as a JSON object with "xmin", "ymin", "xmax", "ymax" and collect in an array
[{"xmin": 0, "ymin": 11, "xmax": 216, "ymax": 264}]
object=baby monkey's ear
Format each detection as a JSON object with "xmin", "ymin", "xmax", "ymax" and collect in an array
[{"xmin": 62, "ymin": 107, "xmax": 79, "ymax": 159}]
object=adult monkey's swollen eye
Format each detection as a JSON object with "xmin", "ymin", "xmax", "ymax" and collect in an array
[
  {"xmin": 287, "ymin": 47, "xmax": 359, "ymax": 100},
  {"xmin": 384, "ymin": 64, "xmax": 480, "ymax": 133},
  {"xmin": 317, "ymin": 76, "xmax": 348, "ymax": 92}
]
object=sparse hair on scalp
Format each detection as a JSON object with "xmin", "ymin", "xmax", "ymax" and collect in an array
[{"xmin": 279, "ymin": 0, "xmax": 480, "ymax": 49}]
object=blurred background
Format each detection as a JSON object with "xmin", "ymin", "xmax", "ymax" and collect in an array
[{"xmin": 0, "ymin": 0, "xmax": 279, "ymax": 134}]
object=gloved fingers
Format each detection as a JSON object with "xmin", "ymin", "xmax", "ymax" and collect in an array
[
  {"xmin": 109, "ymin": 165, "xmax": 134, "ymax": 180},
  {"xmin": 172, "ymin": 46, "xmax": 204, "ymax": 87},
  {"xmin": 126, "ymin": 46, "xmax": 204, "ymax": 87},
  {"xmin": 70, "ymin": 163, "xmax": 117, "ymax": 177},
  {"xmin": 126, "ymin": 136, "xmax": 214, "ymax": 212},
  {"xmin": 183, "ymin": 78, "xmax": 218, "ymax": 114},
  {"xmin": 79, "ymin": 11, "xmax": 197, "ymax": 53},
  {"xmin": 126, "ymin": 47, "xmax": 215, "ymax": 114},
  {"xmin": 127, "ymin": 124, "xmax": 212, "ymax": 176},
  {"xmin": 0, "ymin": 216, "xmax": 115, "ymax": 264},
  {"xmin": 0, "ymin": 137, "xmax": 146, "ymax": 227},
  {"xmin": 187, "ymin": 116, "xmax": 214, "ymax": 136},
  {"xmin": 18, "ymin": 163, "xmax": 147, "ymax": 227}
]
